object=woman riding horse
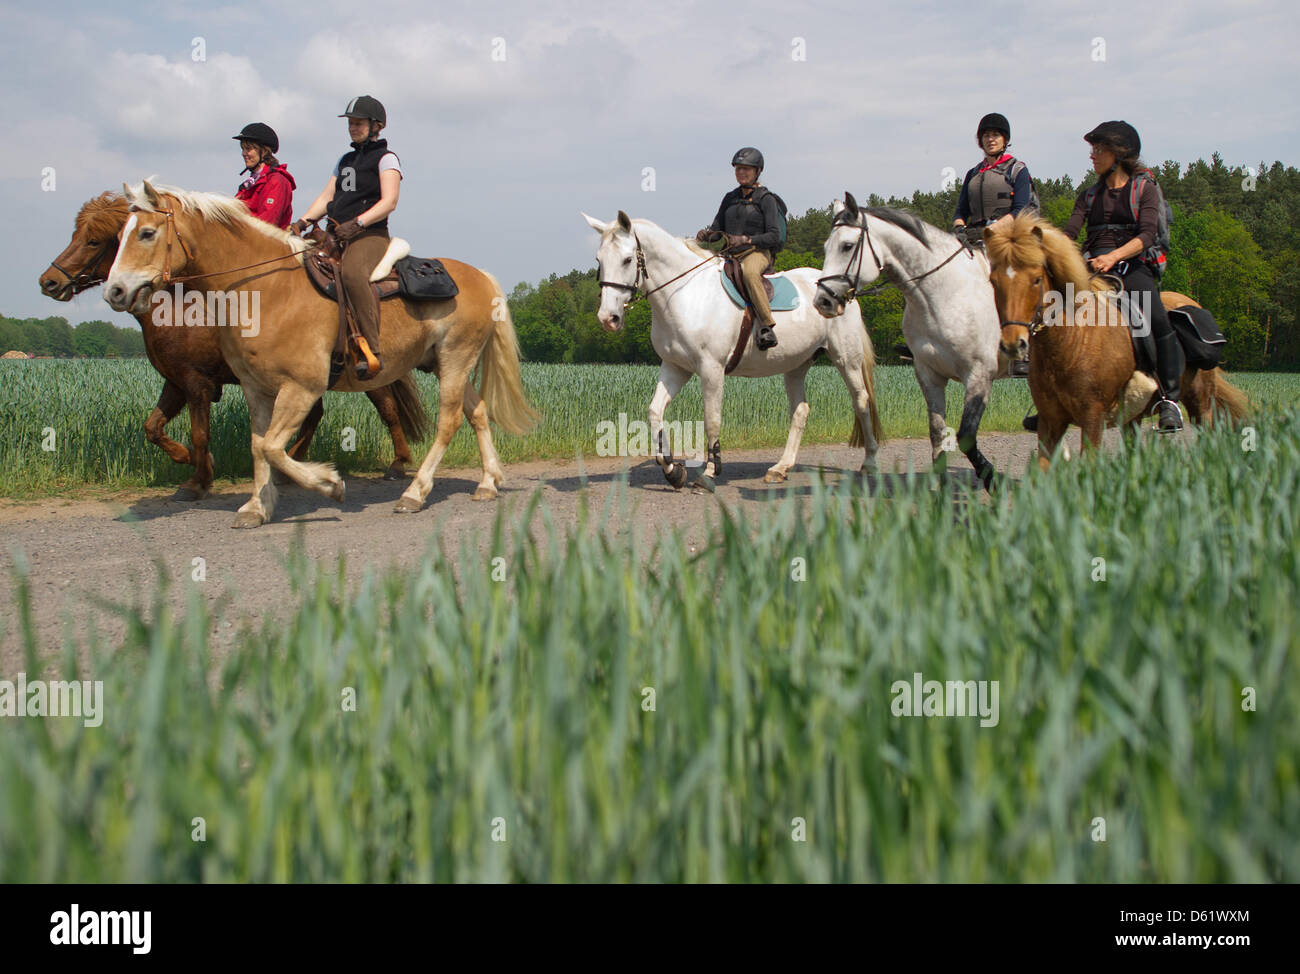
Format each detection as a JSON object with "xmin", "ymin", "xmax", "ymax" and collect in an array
[
  {"xmin": 1059, "ymin": 120, "xmax": 1183, "ymax": 433},
  {"xmin": 233, "ymin": 122, "xmax": 295, "ymax": 230},
  {"xmin": 293, "ymin": 95, "xmax": 400, "ymax": 380},
  {"xmin": 953, "ymin": 112, "xmax": 1037, "ymax": 243}
]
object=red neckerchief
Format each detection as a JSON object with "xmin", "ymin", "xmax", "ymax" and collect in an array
[{"xmin": 977, "ymin": 153, "xmax": 1013, "ymax": 173}]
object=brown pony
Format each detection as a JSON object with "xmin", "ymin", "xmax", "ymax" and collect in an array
[
  {"xmin": 40, "ymin": 192, "xmax": 429, "ymax": 499},
  {"xmin": 104, "ymin": 181, "xmax": 539, "ymax": 528},
  {"xmin": 985, "ymin": 213, "xmax": 1248, "ymax": 468}
]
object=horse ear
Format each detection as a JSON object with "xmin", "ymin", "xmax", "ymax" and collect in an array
[
  {"xmin": 616, "ymin": 210, "xmax": 632, "ymax": 233},
  {"xmin": 1031, "ymin": 225, "xmax": 1043, "ymax": 242},
  {"xmin": 982, "ymin": 226, "xmax": 996, "ymax": 247},
  {"xmin": 141, "ymin": 180, "xmax": 163, "ymax": 209},
  {"xmin": 831, "ymin": 199, "xmax": 845, "ymax": 217},
  {"xmin": 582, "ymin": 212, "xmax": 610, "ymax": 234},
  {"xmin": 844, "ymin": 191, "xmax": 860, "ymax": 216}
]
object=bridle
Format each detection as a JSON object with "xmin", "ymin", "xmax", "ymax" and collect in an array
[
  {"xmin": 598, "ymin": 231, "xmax": 718, "ymax": 312},
  {"xmin": 999, "ymin": 270, "xmax": 1050, "ymax": 336},
  {"xmin": 815, "ymin": 210, "xmax": 971, "ymax": 305},
  {"xmin": 48, "ymin": 242, "xmax": 114, "ymax": 296},
  {"xmin": 133, "ymin": 204, "xmax": 309, "ymax": 288}
]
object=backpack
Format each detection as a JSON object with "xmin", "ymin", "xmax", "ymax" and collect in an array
[
  {"xmin": 753, "ymin": 186, "xmax": 789, "ymax": 250},
  {"xmin": 1084, "ymin": 170, "xmax": 1172, "ymax": 278},
  {"xmin": 1006, "ymin": 159, "xmax": 1042, "ymax": 215}
]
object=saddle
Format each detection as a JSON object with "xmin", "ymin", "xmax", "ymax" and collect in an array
[
  {"xmin": 719, "ymin": 252, "xmax": 801, "ymax": 373},
  {"xmin": 301, "ymin": 228, "xmax": 459, "ymax": 387},
  {"xmin": 1096, "ymin": 275, "xmax": 1159, "ymax": 379}
]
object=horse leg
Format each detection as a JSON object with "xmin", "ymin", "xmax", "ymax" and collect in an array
[
  {"xmin": 366, "ymin": 385, "xmax": 412, "ymax": 480},
  {"xmin": 461, "ymin": 383, "xmax": 506, "ymax": 501},
  {"xmin": 830, "ymin": 347, "xmax": 880, "ymax": 475},
  {"xmin": 286, "ymin": 398, "xmax": 323, "ymax": 463},
  {"xmin": 913, "ymin": 362, "xmax": 951, "ymax": 476},
  {"xmin": 649, "ymin": 361, "xmax": 692, "ymax": 490},
  {"xmin": 765, "ymin": 363, "xmax": 812, "ymax": 484},
  {"xmin": 144, "ymin": 379, "xmax": 204, "ymax": 500},
  {"xmin": 1037, "ymin": 414, "xmax": 1069, "ymax": 472},
  {"xmin": 233, "ymin": 390, "xmax": 277, "ymax": 529},
  {"xmin": 957, "ymin": 372, "xmax": 996, "ymax": 492},
  {"xmin": 395, "ymin": 368, "xmax": 469, "ymax": 513},
  {"xmin": 693, "ymin": 365, "xmax": 725, "ymax": 492},
  {"xmin": 259, "ymin": 384, "xmax": 348, "ymax": 503},
  {"xmin": 1079, "ymin": 407, "xmax": 1106, "ymax": 453}
]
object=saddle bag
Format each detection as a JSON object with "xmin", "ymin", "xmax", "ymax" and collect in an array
[
  {"xmin": 1168, "ymin": 305, "xmax": 1226, "ymax": 370},
  {"xmin": 396, "ymin": 257, "xmax": 459, "ymax": 300}
]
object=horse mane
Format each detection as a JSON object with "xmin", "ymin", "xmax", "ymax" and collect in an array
[
  {"xmin": 127, "ymin": 182, "xmax": 310, "ymax": 254},
  {"xmin": 611, "ymin": 217, "xmax": 720, "ymax": 261},
  {"xmin": 863, "ymin": 205, "xmax": 933, "ymax": 248},
  {"xmin": 77, "ymin": 192, "xmax": 129, "ymax": 240},
  {"xmin": 985, "ymin": 211, "xmax": 1111, "ymax": 293}
]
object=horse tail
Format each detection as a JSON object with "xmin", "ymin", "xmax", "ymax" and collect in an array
[
  {"xmin": 478, "ymin": 270, "xmax": 541, "ymax": 436},
  {"xmin": 849, "ymin": 316, "xmax": 884, "ymax": 448},
  {"xmin": 1209, "ymin": 368, "xmax": 1250, "ymax": 424},
  {"xmin": 390, "ymin": 373, "xmax": 431, "ymax": 444}
]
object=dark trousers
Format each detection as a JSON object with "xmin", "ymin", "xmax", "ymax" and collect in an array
[
  {"xmin": 1119, "ymin": 260, "xmax": 1183, "ymax": 399},
  {"xmin": 340, "ymin": 229, "xmax": 389, "ymax": 355}
]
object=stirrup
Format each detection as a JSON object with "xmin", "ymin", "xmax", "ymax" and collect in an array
[
  {"xmin": 1153, "ymin": 398, "xmax": 1183, "ymax": 433},
  {"xmin": 1022, "ymin": 408, "xmax": 1038, "ymax": 433}
]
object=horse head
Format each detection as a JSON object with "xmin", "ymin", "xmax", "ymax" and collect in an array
[
  {"xmin": 583, "ymin": 209, "xmax": 638, "ymax": 331},
  {"xmin": 40, "ymin": 192, "xmax": 129, "ymax": 301},
  {"xmin": 104, "ymin": 180, "xmax": 191, "ymax": 316},
  {"xmin": 985, "ymin": 217, "xmax": 1049, "ymax": 367},
  {"xmin": 814, "ymin": 191, "xmax": 876, "ymax": 318}
]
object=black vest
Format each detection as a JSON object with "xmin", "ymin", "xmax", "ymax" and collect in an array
[
  {"xmin": 967, "ymin": 157, "xmax": 1017, "ymax": 224},
  {"xmin": 327, "ymin": 139, "xmax": 397, "ymax": 230}
]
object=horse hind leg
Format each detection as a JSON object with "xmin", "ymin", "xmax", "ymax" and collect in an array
[
  {"xmin": 766, "ymin": 363, "xmax": 812, "ymax": 484},
  {"xmin": 395, "ymin": 364, "xmax": 470, "ymax": 513},
  {"xmin": 365, "ymin": 385, "xmax": 412, "ymax": 480},
  {"xmin": 831, "ymin": 347, "xmax": 880, "ymax": 474},
  {"xmin": 461, "ymin": 383, "xmax": 506, "ymax": 501}
]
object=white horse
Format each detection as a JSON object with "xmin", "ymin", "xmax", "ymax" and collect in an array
[
  {"xmin": 582, "ymin": 210, "xmax": 882, "ymax": 490},
  {"xmin": 813, "ymin": 193, "xmax": 1003, "ymax": 490}
]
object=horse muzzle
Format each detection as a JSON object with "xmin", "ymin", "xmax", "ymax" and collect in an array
[{"xmin": 104, "ymin": 277, "xmax": 157, "ymax": 316}]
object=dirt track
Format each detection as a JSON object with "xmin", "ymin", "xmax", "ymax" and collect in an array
[{"xmin": 1, "ymin": 430, "xmax": 1134, "ymax": 667}]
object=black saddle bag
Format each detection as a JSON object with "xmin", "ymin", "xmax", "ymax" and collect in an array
[
  {"xmin": 1168, "ymin": 305, "xmax": 1226, "ymax": 370},
  {"xmin": 396, "ymin": 257, "xmax": 459, "ymax": 300}
]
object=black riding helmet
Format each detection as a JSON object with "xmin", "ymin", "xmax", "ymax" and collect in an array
[
  {"xmin": 731, "ymin": 146, "xmax": 764, "ymax": 172},
  {"xmin": 976, "ymin": 112, "xmax": 1010, "ymax": 146},
  {"xmin": 339, "ymin": 95, "xmax": 387, "ymax": 126},
  {"xmin": 232, "ymin": 122, "xmax": 279, "ymax": 153},
  {"xmin": 1085, "ymin": 120, "xmax": 1140, "ymax": 159}
]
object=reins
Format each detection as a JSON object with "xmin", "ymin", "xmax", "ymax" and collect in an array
[
  {"xmin": 151, "ymin": 205, "xmax": 308, "ymax": 285},
  {"xmin": 598, "ymin": 232, "xmax": 719, "ymax": 310},
  {"xmin": 816, "ymin": 210, "xmax": 972, "ymax": 303}
]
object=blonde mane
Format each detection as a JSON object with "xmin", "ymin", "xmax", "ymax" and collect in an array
[
  {"xmin": 127, "ymin": 182, "xmax": 310, "ymax": 254},
  {"xmin": 985, "ymin": 211, "xmax": 1110, "ymax": 294}
]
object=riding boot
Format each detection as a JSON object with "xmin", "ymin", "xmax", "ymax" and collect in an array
[
  {"xmin": 1022, "ymin": 409, "xmax": 1038, "ymax": 432},
  {"xmin": 1153, "ymin": 328, "xmax": 1185, "ymax": 432}
]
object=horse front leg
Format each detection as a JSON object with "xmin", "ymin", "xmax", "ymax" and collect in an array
[
  {"xmin": 649, "ymin": 361, "xmax": 692, "ymax": 490},
  {"xmin": 957, "ymin": 371, "xmax": 996, "ymax": 492},
  {"xmin": 914, "ymin": 362, "xmax": 951, "ymax": 477},
  {"xmin": 233, "ymin": 390, "xmax": 277, "ymax": 529},
  {"xmin": 693, "ymin": 364, "xmax": 725, "ymax": 493}
]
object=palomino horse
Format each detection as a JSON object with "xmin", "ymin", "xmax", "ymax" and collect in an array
[
  {"xmin": 104, "ymin": 181, "xmax": 538, "ymax": 528},
  {"xmin": 40, "ymin": 192, "xmax": 428, "ymax": 500},
  {"xmin": 985, "ymin": 213, "xmax": 1249, "ymax": 468},
  {"xmin": 814, "ymin": 193, "xmax": 1002, "ymax": 490},
  {"xmin": 584, "ymin": 210, "xmax": 881, "ymax": 490}
]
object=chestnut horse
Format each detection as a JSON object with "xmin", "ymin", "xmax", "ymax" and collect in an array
[
  {"xmin": 40, "ymin": 192, "xmax": 429, "ymax": 499},
  {"xmin": 985, "ymin": 213, "xmax": 1248, "ymax": 468},
  {"xmin": 104, "ymin": 181, "xmax": 538, "ymax": 528}
]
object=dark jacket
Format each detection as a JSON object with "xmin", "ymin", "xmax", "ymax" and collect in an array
[
  {"xmin": 709, "ymin": 185, "xmax": 786, "ymax": 252},
  {"xmin": 327, "ymin": 138, "xmax": 398, "ymax": 231},
  {"xmin": 1063, "ymin": 177, "xmax": 1160, "ymax": 257}
]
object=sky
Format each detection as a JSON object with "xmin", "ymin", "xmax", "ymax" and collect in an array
[{"xmin": 5, "ymin": 0, "xmax": 1299, "ymax": 325}]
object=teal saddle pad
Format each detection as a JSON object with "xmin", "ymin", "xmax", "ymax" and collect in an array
[{"xmin": 719, "ymin": 269, "xmax": 800, "ymax": 311}]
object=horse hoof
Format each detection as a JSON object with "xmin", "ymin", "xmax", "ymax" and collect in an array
[
  {"xmin": 383, "ymin": 464, "xmax": 405, "ymax": 481},
  {"xmin": 232, "ymin": 511, "xmax": 264, "ymax": 529},
  {"xmin": 763, "ymin": 470, "xmax": 787, "ymax": 484},
  {"xmin": 664, "ymin": 463, "xmax": 688, "ymax": 490},
  {"xmin": 329, "ymin": 479, "xmax": 346, "ymax": 503},
  {"xmin": 693, "ymin": 474, "xmax": 716, "ymax": 494},
  {"xmin": 472, "ymin": 486, "xmax": 497, "ymax": 502},
  {"xmin": 171, "ymin": 485, "xmax": 205, "ymax": 502},
  {"xmin": 393, "ymin": 495, "xmax": 423, "ymax": 514}
]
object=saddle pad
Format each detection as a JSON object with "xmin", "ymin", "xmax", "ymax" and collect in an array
[{"xmin": 719, "ymin": 269, "xmax": 800, "ymax": 312}]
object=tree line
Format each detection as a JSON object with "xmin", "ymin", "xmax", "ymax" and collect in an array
[
  {"xmin": 509, "ymin": 154, "xmax": 1300, "ymax": 371},
  {"xmin": 0, "ymin": 316, "xmax": 146, "ymax": 358}
]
